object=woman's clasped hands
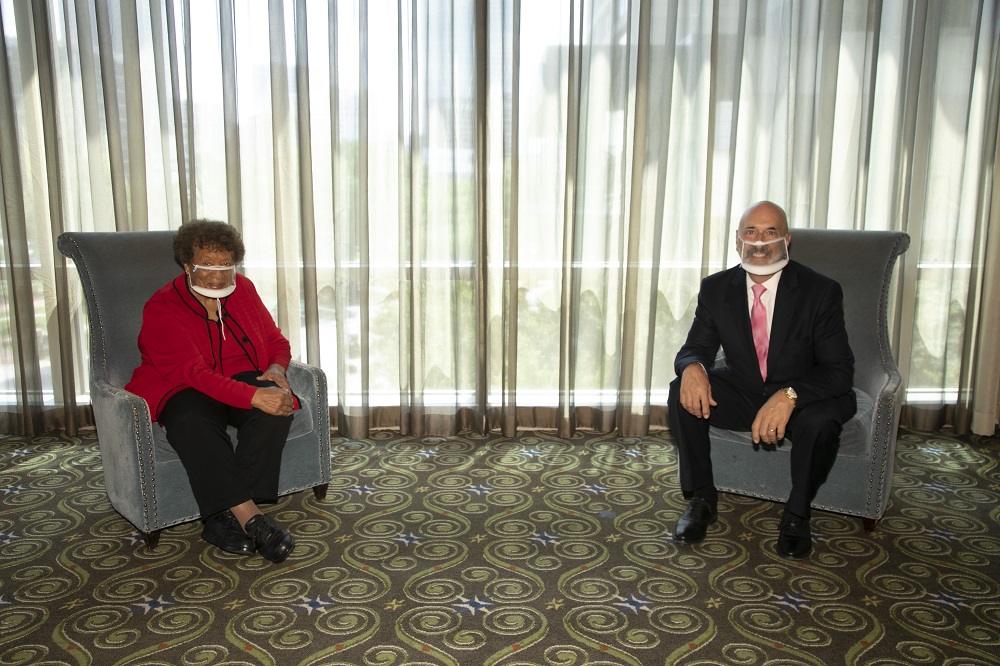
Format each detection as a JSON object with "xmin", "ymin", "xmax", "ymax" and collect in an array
[{"xmin": 252, "ymin": 364, "xmax": 294, "ymax": 416}]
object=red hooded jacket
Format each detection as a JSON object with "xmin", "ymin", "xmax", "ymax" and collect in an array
[{"xmin": 126, "ymin": 273, "xmax": 294, "ymax": 421}]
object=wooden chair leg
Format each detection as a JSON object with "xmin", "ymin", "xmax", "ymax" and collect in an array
[
  {"xmin": 144, "ymin": 529, "xmax": 162, "ymax": 550},
  {"xmin": 862, "ymin": 517, "xmax": 878, "ymax": 533},
  {"xmin": 312, "ymin": 483, "xmax": 329, "ymax": 500}
]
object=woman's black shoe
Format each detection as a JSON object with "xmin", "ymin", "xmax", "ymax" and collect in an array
[
  {"xmin": 201, "ymin": 510, "xmax": 255, "ymax": 556},
  {"xmin": 244, "ymin": 514, "xmax": 295, "ymax": 563}
]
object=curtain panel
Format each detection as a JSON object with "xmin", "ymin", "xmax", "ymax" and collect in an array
[{"xmin": 1, "ymin": 0, "xmax": 998, "ymax": 438}]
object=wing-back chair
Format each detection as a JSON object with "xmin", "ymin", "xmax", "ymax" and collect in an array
[
  {"xmin": 707, "ymin": 229, "xmax": 910, "ymax": 530},
  {"xmin": 58, "ymin": 231, "xmax": 331, "ymax": 549}
]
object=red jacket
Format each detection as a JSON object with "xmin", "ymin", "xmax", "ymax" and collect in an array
[{"xmin": 126, "ymin": 273, "xmax": 294, "ymax": 421}]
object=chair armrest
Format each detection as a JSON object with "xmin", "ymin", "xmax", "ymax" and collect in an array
[
  {"xmin": 90, "ymin": 378, "xmax": 156, "ymax": 450},
  {"xmin": 287, "ymin": 361, "xmax": 327, "ymax": 425},
  {"xmin": 852, "ymin": 334, "xmax": 904, "ymax": 432},
  {"xmin": 855, "ymin": 360, "xmax": 902, "ymax": 402},
  {"xmin": 287, "ymin": 360, "xmax": 324, "ymax": 397},
  {"xmin": 88, "ymin": 380, "xmax": 159, "ymax": 530},
  {"xmin": 285, "ymin": 360, "xmax": 331, "ymax": 480}
]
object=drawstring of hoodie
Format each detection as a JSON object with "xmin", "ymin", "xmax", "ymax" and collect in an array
[{"xmin": 215, "ymin": 299, "xmax": 226, "ymax": 340}]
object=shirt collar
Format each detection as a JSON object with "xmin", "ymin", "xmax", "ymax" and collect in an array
[{"xmin": 745, "ymin": 269, "xmax": 783, "ymax": 293}]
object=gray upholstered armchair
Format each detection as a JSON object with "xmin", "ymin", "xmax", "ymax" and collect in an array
[
  {"xmin": 58, "ymin": 231, "xmax": 331, "ymax": 549},
  {"xmin": 707, "ymin": 229, "xmax": 909, "ymax": 530}
]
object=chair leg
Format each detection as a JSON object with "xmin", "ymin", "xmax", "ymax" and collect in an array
[
  {"xmin": 312, "ymin": 483, "xmax": 329, "ymax": 500},
  {"xmin": 862, "ymin": 517, "xmax": 878, "ymax": 533},
  {"xmin": 144, "ymin": 529, "xmax": 162, "ymax": 550}
]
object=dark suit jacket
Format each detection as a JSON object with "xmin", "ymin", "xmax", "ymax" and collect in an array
[{"xmin": 674, "ymin": 260, "xmax": 855, "ymax": 411}]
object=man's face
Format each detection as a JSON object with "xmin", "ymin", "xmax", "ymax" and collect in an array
[{"xmin": 736, "ymin": 207, "xmax": 790, "ymax": 268}]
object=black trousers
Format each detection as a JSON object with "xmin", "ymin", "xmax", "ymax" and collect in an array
[
  {"xmin": 159, "ymin": 371, "xmax": 293, "ymax": 518},
  {"xmin": 667, "ymin": 369, "xmax": 854, "ymax": 518}
]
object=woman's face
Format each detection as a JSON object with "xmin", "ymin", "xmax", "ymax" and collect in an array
[{"xmin": 186, "ymin": 246, "xmax": 236, "ymax": 292}]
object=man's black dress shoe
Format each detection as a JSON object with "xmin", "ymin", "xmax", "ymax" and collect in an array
[
  {"xmin": 672, "ymin": 497, "xmax": 718, "ymax": 543},
  {"xmin": 245, "ymin": 514, "xmax": 296, "ymax": 564},
  {"xmin": 776, "ymin": 511, "xmax": 812, "ymax": 559},
  {"xmin": 201, "ymin": 510, "xmax": 255, "ymax": 556}
]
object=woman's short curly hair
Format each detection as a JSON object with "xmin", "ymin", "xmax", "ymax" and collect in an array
[{"xmin": 173, "ymin": 219, "xmax": 246, "ymax": 267}]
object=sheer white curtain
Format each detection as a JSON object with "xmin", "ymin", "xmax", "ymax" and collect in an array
[{"xmin": 1, "ymin": 0, "xmax": 998, "ymax": 438}]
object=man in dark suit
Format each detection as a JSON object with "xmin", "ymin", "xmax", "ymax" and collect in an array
[{"xmin": 668, "ymin": 201, "xmax": 856, "ymax": 559}]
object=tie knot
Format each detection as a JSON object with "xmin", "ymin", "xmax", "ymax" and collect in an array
[{"xmin": 752, "ymin": 283, "xmax": 766, "ymax": 299}]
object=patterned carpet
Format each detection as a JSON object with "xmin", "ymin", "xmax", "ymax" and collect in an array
[{"xmin": 1, "ymin": 426, "xmax": 998, "ymax": 666}]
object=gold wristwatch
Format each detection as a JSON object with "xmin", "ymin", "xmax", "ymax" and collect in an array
[{"xmin": 782, "ymin": 386, "xmax": 798, "ymax": 404}]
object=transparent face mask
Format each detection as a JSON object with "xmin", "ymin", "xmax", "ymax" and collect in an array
[
  {"xmin": 188, "ymin": 264, "xmax": 237, "ymax": 299},
  {"xmin": 738, "ymin": 235, "xmax": 789, "ymax": 276}
]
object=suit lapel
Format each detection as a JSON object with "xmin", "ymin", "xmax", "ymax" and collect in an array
[
  {"xmin": 725, "ymin": 268, "xmax": 755, "ymax": 360},
  {"xmin": 767, "ymin": 262, "xmax": 800, "ymax": 368}
]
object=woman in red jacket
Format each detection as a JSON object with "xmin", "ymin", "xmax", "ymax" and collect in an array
[{"xmin": 126, "ymin": 220, "xmax": 297, "ymax": 563}]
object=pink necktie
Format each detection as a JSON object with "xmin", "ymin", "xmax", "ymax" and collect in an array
[{"xmin": 751, "ymin": 283, "xmax": 768, "ymax": 381}]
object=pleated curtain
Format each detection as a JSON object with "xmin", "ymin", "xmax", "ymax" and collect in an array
[{"xmin": 1, "ymin": 0, "xmax": 998, "ymax": 439}]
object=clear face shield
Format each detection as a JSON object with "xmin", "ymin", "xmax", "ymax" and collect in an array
[
  {"xmin": 188, "ymin": 264, "xmax": 237, "ymax": 299},
  {"xmin": 738, "ymin": 235, "xmax": 789, "ymax": 276}
]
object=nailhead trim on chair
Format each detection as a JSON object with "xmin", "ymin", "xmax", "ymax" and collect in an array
[
  {"xmin": 133, "ymin": 405, "xmax": 148, "ymax": 530},
  {"xmin": 874, "ymin": 393, "xmax": 895, "ymax": 517},
  {"xmin": 137, "ymin": 404, "xmax": 156, "ymax": 530},
  {"xmin": 312, "ymin": 364, "xmax": 331, "ymax": 479}
]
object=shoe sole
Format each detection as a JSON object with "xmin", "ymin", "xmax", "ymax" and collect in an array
[
  {"xmin": 776, "ymin": 546, "xmax": 812, "ymax": 560},
  {"xmin": 201, "ymin": 536, "xmax": 255, "ymax": 556},
  {"xmin": 672, "ymin": 533, "xmax": 707, "ymax": 544}
]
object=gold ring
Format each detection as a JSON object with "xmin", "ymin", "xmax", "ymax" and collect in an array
[{"xmin": 769, "ymin": 428, "xmax": 774, "ymax": 431}]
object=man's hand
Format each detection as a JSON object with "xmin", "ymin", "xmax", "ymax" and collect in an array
[
  {"xmin": 679, "ymin": 363, "xmax": 716, "ymax": 419},
  {"xmin": 258, "ymin": 363, "xmax": 291, "ymax": 392},
  {"xmin": 251, "ymin": 386, "xmax": 294, "ymax": 417},
  {"xmin": 751, "ymin": 391, "xmax": 796, "ymax": 444}
]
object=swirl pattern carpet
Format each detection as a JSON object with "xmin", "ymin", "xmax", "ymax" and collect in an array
[{"xmin": 1, "ymin": 427, "xmax": 997, "ymax": 665}]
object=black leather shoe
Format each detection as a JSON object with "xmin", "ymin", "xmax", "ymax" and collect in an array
[
  {"xmin": 673, "ymin": 497, "xmax": 718, "ymax": 543},
  {"xmin": 776, "ymin": 511, "xmax": 812, "ymax": 559},
  {"xmin": 245, "ymin": 514, "xmax": 295, "ymax": 563},
  {"xmin": 201, "ymin": 510, "xmax": 255, "ymax": 556}
]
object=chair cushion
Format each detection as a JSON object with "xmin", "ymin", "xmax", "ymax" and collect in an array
[{"xmin": 708, "ymin": 387, "xmax": 873, "ymax": 457}]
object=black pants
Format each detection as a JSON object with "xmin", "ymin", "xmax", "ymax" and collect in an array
[
  {"xmin": 159, "ymin": 371, "xmax": 293, "ymax": 518},
  {"xmin": 667, "ymin": 370, "xmax": 854, "ymax": 518}
]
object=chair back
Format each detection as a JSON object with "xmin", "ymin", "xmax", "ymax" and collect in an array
[
  {"xmin": 789, "ymin": 229, "xmax": 909, "ymax": 384},
  {"xmin": 58, "ymin": 231, "xmax": 179, "ymax": 389}
]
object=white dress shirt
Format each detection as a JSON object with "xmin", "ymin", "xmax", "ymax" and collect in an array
[{"xmin": 745, "ymin": 270, "xmax": 783, "ymax": 337}]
